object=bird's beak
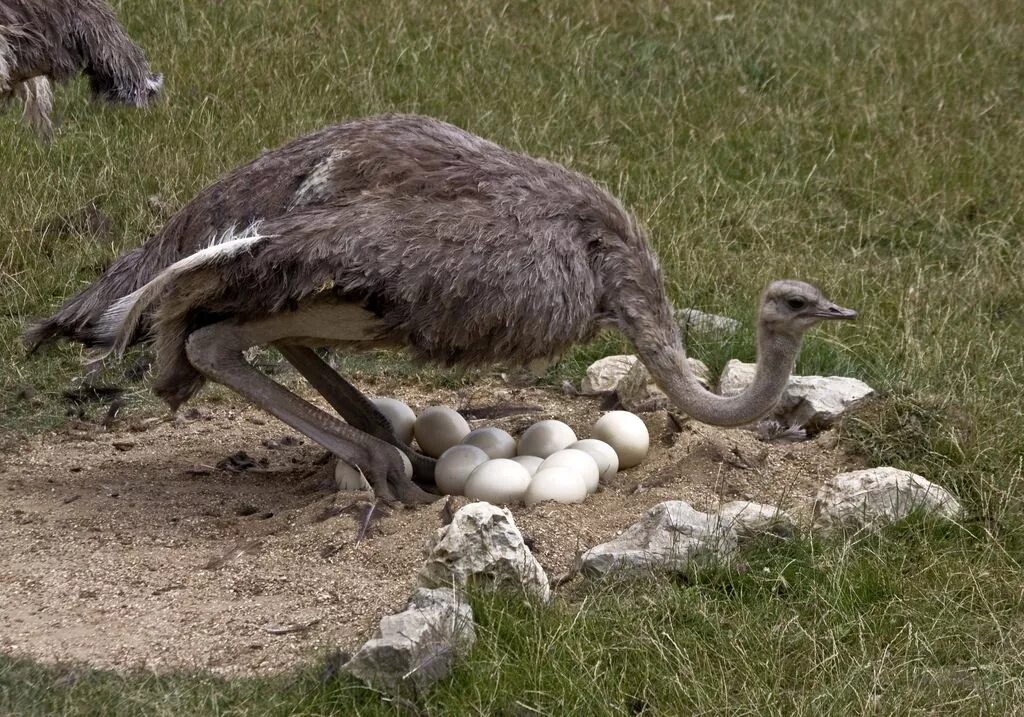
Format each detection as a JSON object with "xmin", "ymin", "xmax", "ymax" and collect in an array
[{"xmin": 815, "ymin": 304, "xmax": 858, "ymax": 321}]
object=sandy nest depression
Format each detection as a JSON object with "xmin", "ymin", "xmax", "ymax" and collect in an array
[{"xmin": 0, "ymin": 372, "xmax": 863, "ymax": 675}]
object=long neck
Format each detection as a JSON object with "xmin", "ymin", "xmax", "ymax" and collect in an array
[
  {"xmin": 590, "ymin": 211, "xmax": 800, "ymax": 427},
  {"xmin": 636, "ymin": 323, "xmax": 800, "ymax": 427}
]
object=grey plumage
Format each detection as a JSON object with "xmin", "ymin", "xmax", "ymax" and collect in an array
[
  {"xmin": 0, "ymin": 0, "xmax": 161, "ymax": 139},
  {"xmin": 26, "ymin": 114, "xmax": 856, "ymax": 501},
  {"xmin": 28, "ymin": 115, "xmax": 653, "ymax": 406}
]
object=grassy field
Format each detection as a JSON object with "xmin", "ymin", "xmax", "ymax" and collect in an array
[{"xmin": 2, "ymin": 0, "xmax": 1023, "ymax": 713}]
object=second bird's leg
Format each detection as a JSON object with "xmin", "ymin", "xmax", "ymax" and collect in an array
[
  {"xmin": 185, "ymin": 322, "xmax": 434, "ymax": 505},
  {"xmin": 275, "ymin": 344, "xmax": 436, "ymax": 484}
]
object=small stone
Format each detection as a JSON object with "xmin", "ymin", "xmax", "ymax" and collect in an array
[
  {"xmin": 716, "ymin": 501, "xmax": 796, "ymax": 540},
  {"xmin": 344, "ymin": 587, "xmax": 475, "ymax": 695},
  {"xmin": 812, "ymin": 467, "xmax": 962, "ymax": 536},
  {"xmin": 581, "ymin": 501, "xmax": 737, "ymax": 576},
  {"xmin": 617, "ymin": 358, "xmax": 711, "ymax": 412},
  {"xmin": 718, "ymin": 360, "xmax": 874, "ymax": 429},
  {"xmin": 418, "ymin": 502, "xmax": 550, "ymax": 601},
  {"xmin": 676, "ymin": 307, "xmax": 741, "ymax": 335},
  {"xmin": 581, "ymin": 355, "xmax": 638, "ymax": 395}
]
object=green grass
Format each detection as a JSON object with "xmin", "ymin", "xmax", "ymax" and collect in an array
[
  {"xmin": 3, "ymin": 520, "xmax": 1023, "ymax": 715},
  {"xmin": 1, "ymin": 0, "xmax": 1023, "ymax": 713}
]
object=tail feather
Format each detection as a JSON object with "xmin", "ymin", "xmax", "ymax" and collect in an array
[
  {"xmin": 23, "ymin": 245, "xmax": 149, "ymax": 353},
  {"xmin": 93, "ymin": 224, "xmax": 269, "ymax": 358}
]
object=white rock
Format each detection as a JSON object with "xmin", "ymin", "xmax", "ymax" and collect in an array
[
  {"xmin": 419, "ymin": 502, "xmax": 550, "ymax": 601},
  {"xmin": 517, "ymin": 420, "xmax": 577, "ymax": 459},
  {"xmin": 717, "ymin": 360, "xmax": 757, "ymax": 397},
  {"xmin": 783, "ymin": 375, "xmax": 875, "ymax": 429},
  {"xmin": 435, "ymin": 445, "xmax": 490, "ymax": 496},
  {"xmin": 569, "ymin": 439, "xmax": 619, "ymax": 483},
  {"xmin": 716, "ymin": 501, "xmax": 796, "ymax": 540},
  {"xmin": 538, "ymin": 449, "xmax": 600, "ymax": 494},
  {"xmin": 617, "ymin": 357, "xmax": 711, "ymax": 411},
  {"xmin": 580, "ymin": 355, "xmax": 638, "ymax": 395},
  {"xmin": 718, "ymin": 360, "xmax": 874, "ymax": 429},
  {"xmin": 344, "ymin": 587, "xmax": 475, "ymax": 695},
  {"xmin": 581, "ymin": 501, "xmax": 737, "ymax": 576},
  {"xmin": 676, "ymin": 307, "xmax": 741, "ymax": 335},
  {"xmin": 813, "ymin": 467, "xmax": 962, "ymax": 536},
  {"xmin": 463, "ymin": 459, "xmax": 531, "ymax": 504},
  {"xmin": 371, "ymin": 397, "xmax": 416, "ymax": 445},
  {"xmin": 462, "ymin": 427, "xmax": 517, "ymax": 459}
]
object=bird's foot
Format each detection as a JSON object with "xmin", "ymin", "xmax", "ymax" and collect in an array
[
  {"xmin": 401, "ymin": 448, "xmax": 437, "ymax": 485},
  {"xmin": 364, "ymin": 448, "xmax": 437, "ymax": 506}
]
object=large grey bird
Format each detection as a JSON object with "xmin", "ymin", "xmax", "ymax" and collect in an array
[
  {"xmin": 0, "ymin": 0, "xmax": 162, "ymax": 139},
  {"xmin": 25, "ymin": 114, "xmax": 857, "ymax": 503}
]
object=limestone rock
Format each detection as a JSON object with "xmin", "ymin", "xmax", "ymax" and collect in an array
[
  {"xmin": 581, "ymin": 501, "xmax": 737, "ymax": 576},
  {"xmin": 812, "ymin": 467, "xmax": 962, "ymax": 536},
  {"xmin": 581, "ymin": 355, "xmax": 638, "ymax": 395},
  {"xmin": 345, "ymin": 587, "xmax": 475, "ymax": 695},
  {"xmin": 718, "ymin": 360, "xmax": 874, "ymax": 429},
  {"xmin": 418, "ymin": 502, "xmax": 550, "ymax": 601},
  {"xmin": 676, "ymin": 307, "xmax": 741, "ymax": 336},
  {"xmin": 717, "ymin": 360, "xmax": 757, "ymax": 398},
  {"xmin": 617, "ymin": 357, "xmax": 711, "ymax": 412},
  {"xmin": 716, "ymin": 501, "xmax": 797, "ymax": 540}
]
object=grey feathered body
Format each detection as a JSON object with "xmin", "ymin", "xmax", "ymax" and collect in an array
[
  {"xmin": 27, "ymin": 114, "xmax": 680, "ymax": 409},
  {"xmin": 0, "ymin": 0, "xmax": 161, "ymax": 135}
]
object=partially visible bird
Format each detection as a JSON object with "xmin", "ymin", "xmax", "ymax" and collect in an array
[
  {"xmin": 0, "ymin": 0, "xmax": 162, "ymax": 139},
  {"xmin": 25, "ymin": 114, "xmax": 857, "ymax": 503}
]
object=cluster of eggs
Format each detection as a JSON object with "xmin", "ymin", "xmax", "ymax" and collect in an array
[{"xmin": 369, "ymin": 397, "xmax": 650, "ymax": 507}]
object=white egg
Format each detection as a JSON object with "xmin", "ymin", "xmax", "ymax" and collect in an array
[
  {"xmin": 435, "ymin": 444, "xmax": 489, "ymax": 496},
  {"xmin": 461, "ymin": 427, "xmax": 517, "ymax": 459},
  {"xmin": 539, "ymin": 449, "xmax": 600, "ymax": 494},
  {"xmin": 517, "ymin": 420, "xmax": 578, "ymax": 458},
  {"xmin": 511, "ymin": 455, "xmax": 544, "ymax": 476},
  {"xmin": 398, "ymin": 450, "xmax": 413, "ymax": 479},
  {"xmin": 569, "ymin": 439, "xmax": 620, "ymax": 483},
  {"xmin": 592, "ymin": 411, "xmax": 649, "ymax": 469},
  {"xmin": 523, "ymin": 467, "xmax": 587, "ymax": 506},
  {"xmin": 334, "ymin": 448, "xmax": 412, "ymax": 491},
  {"xmin": 371, "ymin": 397, "xmax": 416, "ymax": 444},
  {"xmin": 334, "ymin": 461, "xmax": 370, "ymax": 492},
  {"xmin": 414, "ymin": 406, "xmax": 471, "ymax": 458},
  {"xmin": 463, "ymin": 459, "xmax": 532, "ymax": 504}
]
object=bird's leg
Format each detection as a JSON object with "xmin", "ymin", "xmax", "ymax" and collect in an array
[
  {"xmin": 275, "ymin": 345, "xmax": 436, "ymax": 484},
  {"xmin": 185, "ymin": 322, "xmax": 434, "ymax": 505}
]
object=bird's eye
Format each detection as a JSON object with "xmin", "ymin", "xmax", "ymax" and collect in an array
[{"xmin": 786, "ymin": 298, "xmax": 807, "ymax": 310}]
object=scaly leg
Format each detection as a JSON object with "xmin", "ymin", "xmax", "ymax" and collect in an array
[
  {"xmin": 275, "ymin": 345, "xmax": 437, "ymax": 484},
  {"xmin": 185, "ymin": 322, "xmax": 434, "ymax": 504}
]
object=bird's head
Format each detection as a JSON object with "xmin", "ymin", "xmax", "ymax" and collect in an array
[
  {"xmin": 758, "ymin": 280, "xmax": 857, "ymax": 337},
  {"xmin": 89, "ymin": 71, "xmax": 163, "ymax": 107}
]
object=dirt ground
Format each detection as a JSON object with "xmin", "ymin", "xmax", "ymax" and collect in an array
[{"xmin": 0, "ymin": 374, "xmax": 863, "ymax": 675}]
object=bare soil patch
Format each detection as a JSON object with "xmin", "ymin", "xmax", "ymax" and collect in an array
[{"xmin": 0, "ymin": 374, "xmax": 862, "ymax": 675}]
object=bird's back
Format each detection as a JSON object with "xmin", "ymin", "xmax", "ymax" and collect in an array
[{"xmin": 27, "ymin": 114, "xmax": 639, "ymax": 351}]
